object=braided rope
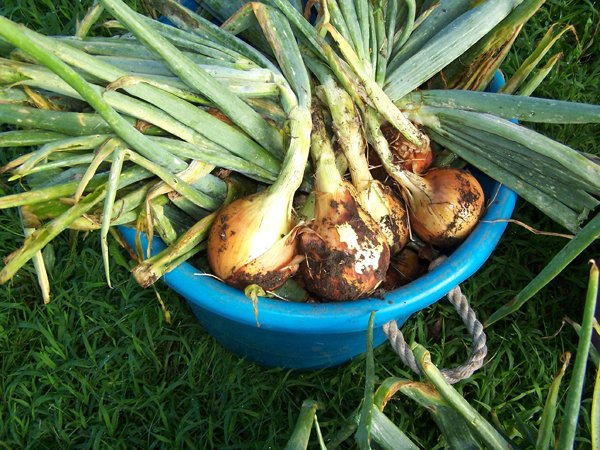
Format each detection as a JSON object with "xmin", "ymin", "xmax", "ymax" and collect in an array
[{"xmin": 383, "ymin": 257, "xmax": 487, "ymax": 384}]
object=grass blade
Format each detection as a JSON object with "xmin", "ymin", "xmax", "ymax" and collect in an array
[
  {"xmin": 592, "ymin": 363, "xmax": 600, "ymax": 450},
  {"xmin": 516, "ymin": 52, "xmax": 562, "ymax": 97},
  {"xmin": 536, "ymin": 352, "xmax": 572, "ymax": 450},
  {"xmin": 486, "ymin": 214, "xmax": 600, "ymax": 326},
  {"xmin": 557, "ymin": 260, "xmax": 599, "ymax": 450},
  {"xmin": 284, "ymin": 399, "xmax": 321, "ymax": 450},
  {"xmin": 500, "ymin": 24, "xmax": 573, "ymax": 95},
  {"xmin": 75, "ymin": 1, "xmax": 104, "ymax": 39},
  {"xmin": 564, "ymin": 317, "xmax": 600, "ymax": 368}
]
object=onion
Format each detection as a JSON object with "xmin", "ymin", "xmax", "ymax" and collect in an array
[
  {"xmin": 207, "ymin": 193, "xmax": 303, "ymax": 290},
  {"xmin": 380, "ymin": 247, "xmax": 427, "ymax": 290},
  {"xmin": 400, "ymin": 167, "xmax": 485, "ymax": 248},
  {"xmin": 317, "ymin": 81, "xmax": 409, "ymax": 255},
  {"xmin": 298, "ymin": 105, "xmax": 390, "ymax": 301},
  {"xmin": 299, "ymin": 181, "xmax": 391, "ymax": 301},
  {"xmin": 207, "ymin": 106, "xmax": 312, "ymax": 290},
  {"xmin": 365, "ymin": 110, "xmax": 484, "ymax": 248}
]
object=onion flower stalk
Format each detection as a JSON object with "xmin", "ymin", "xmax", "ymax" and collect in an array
[
  {"xmin": 298, "ymin": 103, "xmax": 390, "ymax": 301},
  {"xmin": 207, "ymin": 4, "xmax": 312, "ymax": 291}
]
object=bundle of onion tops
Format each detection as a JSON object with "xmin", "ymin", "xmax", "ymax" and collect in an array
[{"xmin": 0, "ymin": 0, "xmax": 599, "ymax": 304}]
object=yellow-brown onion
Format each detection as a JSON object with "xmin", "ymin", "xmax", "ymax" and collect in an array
[
  {"xmin": 298, "ymin": 103, "xmax": 391, "ymax": 301},
  {"xmin": 318, "ymin": 82, "xmax": 409, "ymax": 255},
  {"xmin": 402, "ymin": 167, "xmax": 485, "ymax": 248},
  {"xmin": 207, "ymin": 192, "xmax": 303, "ymax": 290},
  {"xmin": 207, "ymin": 105, "xmax": 312, "ymax": 291},
  {"xmin": 299, "ymin": 182, "xmax": 390, "ymax": 301}
]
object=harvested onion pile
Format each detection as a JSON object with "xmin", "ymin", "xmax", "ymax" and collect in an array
[{"xmin": 0, "ymin": 0, "xmax": 599, "ymax": 303}]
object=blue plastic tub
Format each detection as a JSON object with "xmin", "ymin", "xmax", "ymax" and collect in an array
[{"xmin": 121, "ymin": 71, "xmax": 516, "ymax": 369}]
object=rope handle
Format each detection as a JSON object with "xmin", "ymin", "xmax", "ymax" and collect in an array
[{"xmin": 383, "ymin": 257, "xmax": 487, "ymax": 384}]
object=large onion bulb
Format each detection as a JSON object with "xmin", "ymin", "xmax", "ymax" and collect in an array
[
  {"xmin": 299, "ymin": 182, "xmax": 391, "ymax": 301},
  {"xmin": 402, "ymin": 167, "xmax": 485, "ymax": 248},
  {"xmin": 207, "ymin": 193, "xmax": 302, "ymax": 290}
]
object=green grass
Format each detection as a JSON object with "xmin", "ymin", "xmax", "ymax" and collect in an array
[{"xmin": 1, "ymin": 0, "xmax": 599, "ymax": 448}]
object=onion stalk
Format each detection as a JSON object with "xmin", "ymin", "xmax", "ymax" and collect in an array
[
  {"xmin": 0, "ymin": 16, "xmax": 187, "ymax": 172},
  {"xmin": 98, "ymin": 0, "xmax": 283, "ymax": 157}
]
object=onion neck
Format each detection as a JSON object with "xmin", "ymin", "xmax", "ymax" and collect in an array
[
  {"xmin": 310, "ymin": 101, "xmax": 344, "ymax": 194},
  {"xmin": 364, "ymin": 107, "xmax": 429, "ymax": 205},
  {"xmin": 318, "ymin": 80, "xmax": 372, "ymax": 193},
  {"xmin": 267, "ymin": 105, "xmax": 312, "ymax": 207}
]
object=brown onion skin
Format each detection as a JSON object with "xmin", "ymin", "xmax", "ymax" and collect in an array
[
  {"xmin": 381, "ymin": 122, "xmax": 433, "ymax": 174},
  {"xmin": 298, "ymin": 183, "xmax": 390, "ymax": 301},
  {"xmin": 207, "ymin": 194, "xmax": 299, "ymax": 291},
  {"xmin": 408, "ymin": 167, "xmax": 485, "ymax": 248}
]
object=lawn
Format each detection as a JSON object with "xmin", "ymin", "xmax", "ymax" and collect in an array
[{"xmin": 0, "ymin": 0, "xmax": 599, "ymax": 448}]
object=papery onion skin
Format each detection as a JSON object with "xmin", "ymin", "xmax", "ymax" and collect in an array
[
  {"xmin": 299, "ymin": 183, "xmax": 391, "ymax": 301},
  {"xmin": 207, "ymin": 193, "xmax": 299, "ymax": 291},
  {"xmin": 381, "ymin": 122, "xmax": 433, "ymax": 174},
  {"xmin": 408, "ymin": 167, "xmax": 485, "ymax": 248}
]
